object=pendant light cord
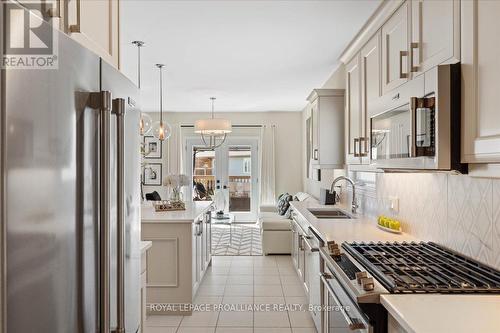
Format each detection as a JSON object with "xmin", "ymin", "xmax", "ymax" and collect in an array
[
  {"xmin": 132, "ymin": 41, "xmax": 145, "ymax": 88},
  {"xmin": 156, "ymin": 64, "xmax": 165, "ymax": 126},
  {"xmin": 210, "ymin": 97, "xmax": 216, "ymax": 119}
]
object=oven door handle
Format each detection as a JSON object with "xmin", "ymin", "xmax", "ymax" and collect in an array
[{"xmin": 320, "ymin": 273, "xmax": 366, "ymax": 331}]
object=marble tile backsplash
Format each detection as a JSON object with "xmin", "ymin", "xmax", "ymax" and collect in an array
[{"xmin": 351, "ymin": 173, "xmax": 500, "ymax": 270}]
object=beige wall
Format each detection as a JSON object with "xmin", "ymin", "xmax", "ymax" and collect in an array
[
  {"xmin": 142, "ymin": 111, "xmax": 303, "ymax": 200},
  {"xmin": 302, "ymin": 64, "xmax": 346, "ymax": 199}
]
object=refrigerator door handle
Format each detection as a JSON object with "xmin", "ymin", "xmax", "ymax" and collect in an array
[
  {"xmin": 88, "ymin": 91, "xmax": 112, "ymax": 333},
  {"xmin": 112, "ymin": 98, "xmax": 126, "ymax": 333}
]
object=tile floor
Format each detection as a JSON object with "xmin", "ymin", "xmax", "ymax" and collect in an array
[{"xmin": 144, "ymin": 255, "xmax": 317, "ymax": 333}]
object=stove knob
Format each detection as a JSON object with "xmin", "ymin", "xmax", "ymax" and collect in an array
[
  {"xmin": 361, "ymin": 277, "xmax": 374, "ymax": 291},
  {"xmin": 328, "ymin": 242, "xmax": 339, "ymax": 252},
  {"xmin": 355, "ymin": 271, "xmax": 368, "ymax": 284},
  {"xmin": 330, "ymin": 248, "xmax": 341, "ymax": 258}
]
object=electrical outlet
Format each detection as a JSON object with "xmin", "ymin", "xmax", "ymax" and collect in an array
[{"xmin": 388, "ymin": 196, "xmax": 399, "ymax": 212}]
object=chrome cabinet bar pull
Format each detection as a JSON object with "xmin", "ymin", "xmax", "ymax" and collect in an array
[
  {"xmin": 353, "ymin": 138, "xmax": 359, "ymax": 157},
  {"xmin": 410, "ymin": 97, "xmax": 417, "ymax": 158},
  {"xmin": 399, "ymin": 50, "xmax": 408, "ymax": 79},
  {"xmin": 47, "ymin": 0, "xmax": 61, "ymax": 18},
  {"xmin": 410, "ymin": 42, "xmax": 419, "ymax": 73},
  {"xmin": 113, "ymin": 98, "xmax": 126, "ymax": 333},
  {"xmin": 88, "ymin": 91, "xmax": 112, "ymax": 333},
  {"xmin": 69, "ymin": 0, "xmax": 81, "ymax": 33},
  {"xmin": 302, "ymin": 237, "xmax": 319, "ymax": 252},
  {"xmin": 359, "ymin": 137, "xmax": 368, "ymax": 157}
]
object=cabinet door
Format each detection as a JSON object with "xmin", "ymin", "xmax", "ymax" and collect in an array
[
  {"xmin": 360, "ymin": 32, "xmax": 381, "ymax": 163},
  {"xmin": 311, "ymin": 100, "xmax": 319, "ymax": 163},
  {"xmin": 67, "ymin": 0, "xmax": 120, "ymax": 68},
  {"xmin": 345, "ymin": 54, "xmax": 362, "ymax": 165},
  {"xmin": 410, "ymin": 0, "xmax": 460, "ymax": 75},
  {"xmin": 13, "ymin": 0, "xmax": 64, "ymax": 30},
  {"xmin": 382, "ymin": 2, "xmax": 409, "ymax": 94},
  {"xmin": 462, "ymin": 0, "xmax": 500, "ymax": 163}
]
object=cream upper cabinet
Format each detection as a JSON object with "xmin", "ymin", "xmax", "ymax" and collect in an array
[
  {"xmin": 310, "ymin": 99, "xmax": 319, "ymax": 162},
  {"xmin": 410, "ymin": 0, "xmax": 460, "ymax": 76},
  {"xmin": 345, "ymin": 54, "xmax": 362, "ymax": 165},
  {"xmin": 360, "ymin": 32, "xmax": 381, "ymax": 164},
  {"xmin": 361, "ymin": 31, "xmax": 381, "ymax": 118},
  {"xmin": 66, "ymin": 0, "xmax": 120, "ymax": 68},
  {"xmin": 308, "ymin": 89, "xmax": 345, "ymax": 168},
  {"xmin": 381, "ymin": 1, "xmax": 409, "ymax": 94},
  {"xmin": 461, "ymin": 0, "xmax": 500, "ymax": 163}
]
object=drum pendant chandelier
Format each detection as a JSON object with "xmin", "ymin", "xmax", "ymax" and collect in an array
[{"xmin": 194, "ymin": 97, "xmax": 232, "ymax": 149}]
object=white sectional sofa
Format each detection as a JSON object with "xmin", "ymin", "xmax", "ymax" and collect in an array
[{"xmin": 259, "ymin": 192, "xmax": 317, "ymax": 255}]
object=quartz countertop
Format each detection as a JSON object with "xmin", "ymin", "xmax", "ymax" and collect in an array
[
  {"xmin": 381, "ymin": 294, "xmax": 500, "ymax": 333},
  {"xmin": 141, "ymin": 201, "xmax": 213, "ymax": 223},
  {"xmin": 289, "ymin": 201, "xmax": 417, "ymax": 244},
  {"xmin": 290, "ymin": 201, "xmax": 500, "ymax": 333},
  {"xmin": 140, "ymin": 241, "xmax": 152, "ymax": 253}
]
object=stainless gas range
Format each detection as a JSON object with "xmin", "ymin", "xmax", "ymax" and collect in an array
[{"xmin": 319, "ymin": 241, "xmax": 500, "ymax": 333}]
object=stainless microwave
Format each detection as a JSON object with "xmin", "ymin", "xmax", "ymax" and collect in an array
[{"xmin": 370, "ymin": 64, "xmax": 467, "ymax": 173}]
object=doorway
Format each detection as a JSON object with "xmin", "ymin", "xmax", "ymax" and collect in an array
[{"xmin": 186, "ymin": 137, "xmax": 259, "ymax": 222}]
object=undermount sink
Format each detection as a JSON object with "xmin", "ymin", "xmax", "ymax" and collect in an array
[{"xmin": 307, "ymin": 208, "xmax": 352, "ymax": 219}]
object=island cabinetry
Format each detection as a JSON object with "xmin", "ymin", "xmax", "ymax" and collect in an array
[{"xmin": 141, "ymin": 202, "xmax": 213, "ymax": 315}]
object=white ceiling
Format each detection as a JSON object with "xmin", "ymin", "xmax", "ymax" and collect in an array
[{"xmin": 120, "ymin": 0, "xmax": 380, "ymax": 113}]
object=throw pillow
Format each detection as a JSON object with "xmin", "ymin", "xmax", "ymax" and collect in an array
[{"xmin": 277, "ymin": 194, "xmax": 293, "ymax": 216}]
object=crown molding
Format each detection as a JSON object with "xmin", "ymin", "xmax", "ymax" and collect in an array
[{"xmin": 339, "ymin": 0, "xmax": 404, "ymax": 64}]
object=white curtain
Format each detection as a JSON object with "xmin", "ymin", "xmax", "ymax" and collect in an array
[{"xmin": 259, "ymin": 125, "xmax": 276, "ymax": 205}]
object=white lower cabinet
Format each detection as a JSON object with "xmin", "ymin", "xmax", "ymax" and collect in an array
[
  {"xmin": 142, "ymin": 209, "xmax": 212, "ymax": 315},
  {"xmin": 291, "ymin": 212, "xmax": 322, "ymax": 332},
  {"xmin": 139, "ymin": 246, "xmax": 150, "ymax": 333}
]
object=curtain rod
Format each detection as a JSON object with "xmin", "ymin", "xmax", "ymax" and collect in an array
[{"xmin": 180, "ymin": 124, "xmax": 267, "ymax": 128}]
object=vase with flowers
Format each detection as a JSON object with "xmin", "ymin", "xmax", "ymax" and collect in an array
[{"xmin": 163, "ymin": 174, "xmax": 190, "ymax": 203}]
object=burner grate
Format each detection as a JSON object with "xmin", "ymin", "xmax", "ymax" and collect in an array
[{"xmin": 342, "ymin": 241, "xmax": 500, "ymax": 293}]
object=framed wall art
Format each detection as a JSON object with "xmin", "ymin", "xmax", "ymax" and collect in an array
[
  {"xmin": 143, "ymin": 135, "xmax": 162, "ymax": 159},
  {"xmin": 143, "ymin": 163, "xmax": 162, "ymax": 186}
]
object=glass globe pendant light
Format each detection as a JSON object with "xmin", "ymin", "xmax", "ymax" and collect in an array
[
  {"xmin": 194, "ymin": 97, "xmax": 231, "ymax": 149},
  {"xmin": 152, "ymin": 64, "xmax": 171, "ymax": 141},
  {"xmin": 140, "ymin": 112, "xmax": 153, "ymax": 136}
]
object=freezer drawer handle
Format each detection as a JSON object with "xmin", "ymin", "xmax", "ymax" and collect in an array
[{"xmin": 113, "ymin": 98, "xmax": 126, "ymax": 333}]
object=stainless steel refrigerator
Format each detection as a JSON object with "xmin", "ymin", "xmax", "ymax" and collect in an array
[{"xmin": 0, "ymin": 3, "xmax": 142, "ymax": 332}]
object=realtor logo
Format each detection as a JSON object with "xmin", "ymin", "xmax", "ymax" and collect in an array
[{"xmin": 2, "ymin": 1, "xmax": 58, "ymax": 69}]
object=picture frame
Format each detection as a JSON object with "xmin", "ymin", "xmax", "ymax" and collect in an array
[
  {"xmin": 143, "ymin": 135, "xmax": 162, "ymax": 159},
  {"xmin": 143, "ymin": 163, "xmax": 162, "ymax": 186}
]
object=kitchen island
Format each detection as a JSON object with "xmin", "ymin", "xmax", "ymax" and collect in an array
[{"xmin": 141, "ymin": 201, "xmax": 213, "ymax": 315}]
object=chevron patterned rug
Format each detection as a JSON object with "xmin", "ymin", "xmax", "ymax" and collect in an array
[{"xmin": 211, "ymin": 223, "xmax": 262, "ymax": 256}]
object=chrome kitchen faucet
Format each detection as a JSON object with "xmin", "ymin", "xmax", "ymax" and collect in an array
[{"xmin": 330, "ymin": 176, "xmax": 358, "ymax": 214}]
